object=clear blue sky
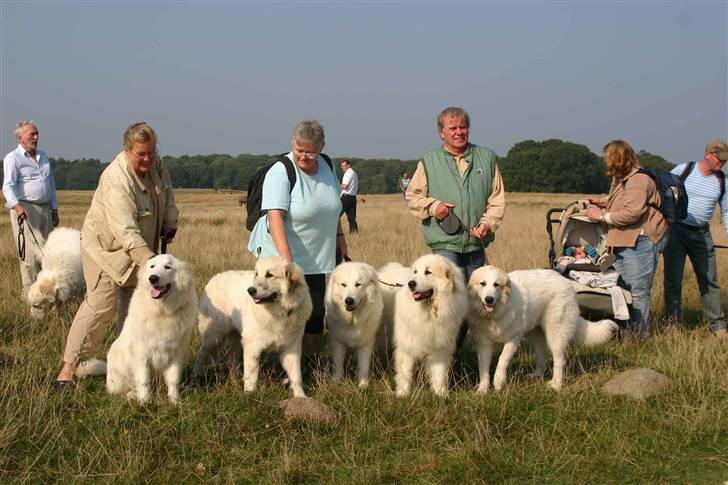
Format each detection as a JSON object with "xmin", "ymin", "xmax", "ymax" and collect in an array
[{"xmin": 2, "ymin": 1, "xmax": 726, "ymax": 165}]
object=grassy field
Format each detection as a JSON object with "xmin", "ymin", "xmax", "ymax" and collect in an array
[{"xmin": 1, "ymin": 190, "xmax": 726, "ymax": 483}]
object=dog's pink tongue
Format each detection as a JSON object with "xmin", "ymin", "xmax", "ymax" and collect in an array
[
  {"xmin": 484, "ymin": 305, "xmax": 495, "ymax": 313},
  {"xmin": 151, "ymin": 288, "xmax": 162, "ymax": 298}
]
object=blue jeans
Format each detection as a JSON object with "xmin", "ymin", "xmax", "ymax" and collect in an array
[
  {"xmin": 613, "ymin": 235, "xmax": 667, "ymax": 337},
  {"xmin": 663, "ymin": 223, "xmax": 726, "ymax": 331},
  {"xmin": 431, "ymin": 248, "xmax": 487, "ymax": 283}
]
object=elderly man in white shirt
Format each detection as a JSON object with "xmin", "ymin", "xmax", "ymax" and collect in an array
[
  {"xmin": 2, "ymin": 120, "xmax": 59, "ymax": 297},
  {"xmin": 339, "ymin": 159, "xmax": 359, "ymax": 234}
]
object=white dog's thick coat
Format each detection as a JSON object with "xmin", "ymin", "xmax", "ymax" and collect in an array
[
  {"xmin": 393, "ymin": 254, "xmax": 468, "ymax": 397},
  {"xmin": 193, "ymin": 256, "xmax": 312, "ymax": 397},
  {"xmin": 106, "ymin": 254, "xmax": 198, "ymax": 404},
  {"xmin": 325, "ymin": 262, "xmax": 384, "ymax": 387},
  {"xmin": 27, "ymin": 227, "xmax": 84, "ymax": 319},
  {"xmin": 468, "ymin": 266, "xmax": 618, "ymax": 392}
]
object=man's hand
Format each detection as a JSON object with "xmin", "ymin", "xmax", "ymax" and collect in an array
[
  {"xmin": 469, "ymin": 223, "xmax": 490, "ymax": 239},
  {"xmin": 434, "ymin": 202, "xmax": 455, "ymax": 221},
  {"xmin": 161, "ymin": 227, "xmax": 177, "ymax": 244},
  {"xmin": 51, "ymin": 209, "xmax": 59, "ymax": 227},
  {"xmin": 13, "ymin": 204, "xmax": 27, "ymax": 222}
]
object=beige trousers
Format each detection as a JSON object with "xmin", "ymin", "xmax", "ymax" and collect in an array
[
  {"xmin": 62, "ymin": 249, "xmax": 135, "ymax": 365},
  {"xmin": 9, "ymin": 202, "xmax": 53, "ymax": 296}
]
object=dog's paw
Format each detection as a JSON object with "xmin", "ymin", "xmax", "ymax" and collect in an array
[
  {"xmin": 475, "ymin": 383, "xmax": 490, "ymax": 394},
  {"xmin": 395, "ymin": 388, "xmax": 410, "ymax": 398},
  {"xmin": 357, "ymin": 378, "xmax": 369, "ymax": 389},
  {"xmin": 548, "ymin": 379, "xmax": 562, "ymax": 392}
]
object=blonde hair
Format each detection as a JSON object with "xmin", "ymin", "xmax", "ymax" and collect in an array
[
  {"xmin": 123, "ymin": 122, "xmax": 157, "ymax": 152},
  {"xmin": 14, "ymin": 120, "xmax": 36, "ymax": 138},
  {"xmin": 603, "ymin": 139, "xmax": 639, "ymax": 178}
]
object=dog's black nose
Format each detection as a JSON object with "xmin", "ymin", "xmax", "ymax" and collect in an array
[
  {"xmin": 149, "ymin": 274, "xmax": 159, "ymax": 284},
  {"xmin": 247, "ymin": 287, "xmax": 257, "ymax": 296},
  {"xmin": 484, "ymin": 296, "xmax": 494, "ymax": 304},
  {"xmin": 407, "ymin": 280, "xmax": 416, "ymax": 290},
  {"xmin": 345, "ymin": 297, "xmax": 355, "ymax": 306}
]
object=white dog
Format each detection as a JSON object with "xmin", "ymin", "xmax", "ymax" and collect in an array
[
  {"xmin": 106, "ymin": 254, "xmax": 198, "ymax": 404},
  {"xmin": 27, "ymin": 227, "xmax": 84, "ymax": 319},
  {"xmin": 193, "ymin": 256, "xmax": 312, "ymax": 398},
  {"xmin": 393, "ymin": 254, "xmax": 468, "ymax": 397},
  {"xmin": 325, "ymin": 262, "xmax": 384, "ymax": 387},
  {"xmin": 468, "ymin": 266, "xmax": 619, "ymax": 393}
]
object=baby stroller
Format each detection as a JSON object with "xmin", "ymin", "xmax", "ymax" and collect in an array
[{"xmin": 546, "ymin": 200, "xmax": 632, "ymax": 322}]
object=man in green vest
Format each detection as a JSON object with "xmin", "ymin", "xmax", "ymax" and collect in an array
[{"xmin": 406, "ymin": 107, "xmax": 506, "ymax": 343}]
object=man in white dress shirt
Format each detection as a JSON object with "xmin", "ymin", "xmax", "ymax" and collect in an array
[
  {"xmin": 339, "ymin": 159, "xmax": 359, "ymax": 234},
  {"xmin": 2, "ymin": 121, "xmax": 59, "ymax": 297}
]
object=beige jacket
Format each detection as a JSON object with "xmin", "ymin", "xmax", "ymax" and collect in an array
[
  {"xmin": 405, "ymin": 155, "xmax": 505, "ymax": 231},
  {"xmin": 604, "ymin": 167, "xmax": 666, "ymax": 248},
  {"xmin": 81, "ymin": 151, "xmax": 178, "ymax": 286}
]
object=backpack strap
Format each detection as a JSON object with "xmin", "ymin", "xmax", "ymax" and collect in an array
[
  {"xmin": 320, "ymin": 153, "xmax": 334, "ymax": 172},
  {"xmin": 679, "ymin": 160, "xmax": 725, "ymax": 203}
]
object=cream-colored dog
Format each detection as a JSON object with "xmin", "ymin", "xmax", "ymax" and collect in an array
[
  {"xmin": 27, "ymin": 227, "xmax": 84, "ymax": 319},
  {"xmin": 193, "ymin": 256, "xmax": 312, "ymax": 397},
  {"xmin": 325, "ymin": 262, "xmax": 384, "ymax": 387},
  {"xmin": 393, "ymin": 254, "xmax": 468, "ymax": 397},
  {"xmin": 468, "ymin": 265, "xmax": 618, "ymax": 393},
  {"xmin": 106, "ymin": 254, "xmax": 198, "ymax": 404}
]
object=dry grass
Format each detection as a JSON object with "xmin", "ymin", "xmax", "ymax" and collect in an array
[{"xmin": 0, "ymin": 190, "xmax": 726, "ymax": 482}]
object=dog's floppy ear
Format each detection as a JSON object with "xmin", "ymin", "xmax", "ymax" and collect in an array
[
  {"xmin": 175, "ymin": 259, "xmax": 193, "ymax": 293},
  {"xmin": 500, "ymin": 270, "xmax": 511, "ymax": 305},
  {"xmin": 285, "ymin": 261, "xmax": 304, "ymax": 290},
  {"xmin": 365, "ymin": 265, "xmax": 380, "ymax": 301}
]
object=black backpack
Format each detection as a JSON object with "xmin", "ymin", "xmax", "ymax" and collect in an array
[
  {"xmin": 678, "ymin": 160, "xmax": 725, "ymax": 203},
  {"xmin": 637, "ymin": 166, "xmax": 688, "ymax": 225},
  {"xmin": 245, "ymin": 153, "xmax": 333, "ymax": 232}
]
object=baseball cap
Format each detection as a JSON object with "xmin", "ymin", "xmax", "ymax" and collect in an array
[{"xmin": 706, "ymin": 139, "xmax": 728, "ymax": 161}]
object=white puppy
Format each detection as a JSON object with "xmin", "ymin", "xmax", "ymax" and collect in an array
[
  {"xmin": 325, "ymin": 262, "xmax": 384, "ymax": 387},
  {"xmin": 193, "ymin": 256, "xmax": 312, "ymax": 397},
  {"xmin": 27, "ymin": 227, "xmax": 84, "ymax": 319},
  {"xmin": 106, "ymin": 254, "xmax": 198, "ymax": 404},
  {"xmin": 393, "ymin": 254, "xmax": 468, "ymax": 397},
  {"xmin": 468, "ymin": 266, "xmax": 619, "ymax": 393}
]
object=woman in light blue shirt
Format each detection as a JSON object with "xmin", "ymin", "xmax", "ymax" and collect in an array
[{"xmin": 248, "ymin": 120, "xmax": 347, "ymax": 355}]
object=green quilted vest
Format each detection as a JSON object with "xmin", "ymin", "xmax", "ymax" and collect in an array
[{"xmin": 422, "ymin": 144, "xmax": 497, "ymax": 252}]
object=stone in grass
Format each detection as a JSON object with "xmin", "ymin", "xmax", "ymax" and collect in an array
[
  {"xmin": 279, "ymin": 397, "xmax": 338, "ymax": 425},
  {"xmin": 602, "ymin": 368, "xmax": 671, "ymax": 400}
]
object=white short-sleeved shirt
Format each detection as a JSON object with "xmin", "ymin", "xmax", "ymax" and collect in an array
[
  {"xmin": 247, "ymin": 153, "xmax": 342, "ymax": 274},
  {"xmin": 341, "ymin": 168, "xmax": 358, "ymax": 196}
]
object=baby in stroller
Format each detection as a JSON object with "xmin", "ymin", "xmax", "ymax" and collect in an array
[{"xmin": 555, "ymin": 244, "xmax": 599, "ymax": 273}]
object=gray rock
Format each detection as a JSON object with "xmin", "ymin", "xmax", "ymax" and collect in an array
[
  {"xmin": 279, "ymin": 397, "xmax": 338, "ymax": 425},
  {"xmin": 602, "ymin": 368, "xmax": 671, "ymax": 400}
]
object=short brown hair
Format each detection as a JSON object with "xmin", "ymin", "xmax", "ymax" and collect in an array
[{"xmin": 603, "ymin": 139, "xmax": 639, "ymax": 178}]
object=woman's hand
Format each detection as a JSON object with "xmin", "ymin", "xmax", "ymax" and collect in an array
[
  {"xmin": 585, "ymin": 206, "xmax": 604, "ymax": 221},
  {"xmin": 586, "ymin": 197, "xmax": 606, "ymax": 208}
]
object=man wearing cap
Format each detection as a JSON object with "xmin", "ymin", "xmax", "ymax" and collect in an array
[
  {"xmin": 663, "ymin": 139, "xmax": 728, "ymax": 336},
  {"xmin": 2, "ymin": 120, "xmax": 59, "ymax": 298},
  {"xmin": 406, "ymin": 107, "xmax": 505, "ymax": 345}
]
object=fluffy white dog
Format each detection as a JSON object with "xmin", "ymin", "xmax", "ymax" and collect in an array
[
  {"xmin": 393, "ymin": 254, "xmax": 468, "ymax": 397},
  {"xmin": 193, "ymin": 256, "xmax": 312, "ymax": 398},
  {"xmin": 325, "ymin": 262, "xmax": 384, "ymax": 387},
  {"xmin": 106, "ymin": 254, "xmax": 198, "ymax": 404},
  {"xmin": 468, "ymin": 266, "xmax": 619, "ymax": 393},
  {"xmin": 27, "ymin": 227, "xmax": 84, "ymax": 319}
]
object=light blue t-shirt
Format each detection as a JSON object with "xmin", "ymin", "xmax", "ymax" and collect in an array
[
  {"xmin": 247, "ymin": 153, "xmax": 342, "ymax": 274},
  {"xmin": 672, "ymin": 162, "xmax": 728, "ymax": 231}
]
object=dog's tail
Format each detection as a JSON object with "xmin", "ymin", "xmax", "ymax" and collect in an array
[
  {"xmin": 74, "ymin": 358, "xmax": 107, "ymax": 378},
  {"xmin": 573, "ymin": 318, "xmax": 619, "ymax": 347}
]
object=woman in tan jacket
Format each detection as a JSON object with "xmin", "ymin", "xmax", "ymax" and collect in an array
[
  {"xmin": 54, "ymin": 122, "xmax": 178, "ymax": 390},
  {"xmin": 585, "ymin": 140, "xmax": 667, "ymax": 338}
]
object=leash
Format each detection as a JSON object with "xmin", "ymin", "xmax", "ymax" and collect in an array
[
  {"xmin": 16, "ymin": 216, "xmax": 45, "ymax": 261},
  {"xmin": 378, "ymin": 279, "xmax": 404, "ymax": 288}
]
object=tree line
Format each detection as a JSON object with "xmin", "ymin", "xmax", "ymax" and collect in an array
[{"xmin": 7, "ymin": 139, "xmax": 673, "ymax": 194}]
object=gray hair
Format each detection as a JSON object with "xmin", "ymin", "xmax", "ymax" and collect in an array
[
  {"xmin": 291, "ymin": 120, "xmax": 325, "ymax": 150},
  {"xmin": 437, "ymin": 107, "xmax": 470, "ymax": 131},
  {"xmin": 15, "ymin": 120, "xmax": 36, "ymax": 138}
]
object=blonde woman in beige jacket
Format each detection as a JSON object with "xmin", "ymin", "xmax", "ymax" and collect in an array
[
  {"xmin": 54, "ymin": 122, "xmax": 178, "ymax": 390},
  {"xmin": 585, "ymin": 140, "xmax": 667, "ymax": 338}
]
